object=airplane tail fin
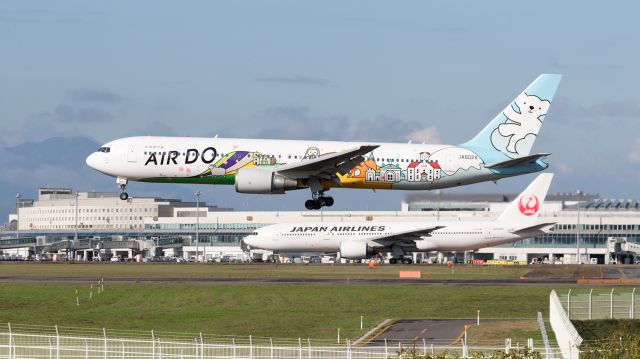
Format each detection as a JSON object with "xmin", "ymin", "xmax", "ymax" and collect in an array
[
  {"xmin": 461, "ymin": 74, "xmax": 562, "ymax": 162},
  {"xmin": 496, "ymin": 173, "xmax": 553, "ymax": 227}
]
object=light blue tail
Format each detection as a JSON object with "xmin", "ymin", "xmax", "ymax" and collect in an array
[{"xmin": 461, "ymin": 74, "xmax": 562, "ymax": 163}]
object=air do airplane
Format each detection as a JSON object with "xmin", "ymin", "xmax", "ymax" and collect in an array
[
  {"xmin": 243, "ymin": 173, "xmax": 555, "ymax": 263},
  {"xmin": 86, "ymin": 74, "xmax": 561, "ymax": 210}
]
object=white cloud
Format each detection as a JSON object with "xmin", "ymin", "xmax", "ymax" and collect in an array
[
  {"xmin": 628, "ymin": 137, "xmax": 640, "ymax": 164},
  {"xmin": 405, "ymin": 126, "xmax": 442, "ymax": 144}
]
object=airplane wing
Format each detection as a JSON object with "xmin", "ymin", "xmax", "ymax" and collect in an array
[
  {"xmin": 367, "ymin": 225, "xmax": 445, "ymax": 245},
  {"xmin": 512, "ymin": 222, "xmax": 556, "ymax": 235},
  {"xmin": 485, "ymin": 153, "xmax": 551, "ymax": 169},
  {"xmin": 276, "ymin": 145, "xmax": 379, "ymax": 181}
]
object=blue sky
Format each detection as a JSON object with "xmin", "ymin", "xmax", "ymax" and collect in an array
[{"xmin": 1, "ymin": 1, "xmax": 639, "ymax": 215}]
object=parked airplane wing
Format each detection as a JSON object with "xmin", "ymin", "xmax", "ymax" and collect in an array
[
  {"xmin": 512, "ymin": 222, "xmax": 556, "ymax": 235},
  {"xmin": 368, "ymin": 225, "xmax": 446, "ymax": 244},
  {"xmin": 276, "ymin": 145, "xmax": 379, "ymax": 180}
]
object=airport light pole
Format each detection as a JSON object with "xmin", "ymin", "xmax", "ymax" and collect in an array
[
  {"xmin": 15, "ymin": 193, "xmax": 21, "ymax": 239},
  {"xmin": 576, "ymin": 190, "xmax": 583, "ymax": 265},
  {"xmin": 195, "ymin": 190, "xmax": 201, "ymax": 262}
]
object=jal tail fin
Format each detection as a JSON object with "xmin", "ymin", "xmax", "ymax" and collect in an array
[
  {"xmin": 496, "ymin": 173, "xmax": 554, "ymax": 226},
  {"xmin": 461, "ymin": 74, "xmax": 562, "ymax": 161}
]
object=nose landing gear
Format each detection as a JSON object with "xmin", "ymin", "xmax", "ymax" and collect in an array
[{"xmin": 117, "ymin": 177, "xmax": 129, "ymax": 201}]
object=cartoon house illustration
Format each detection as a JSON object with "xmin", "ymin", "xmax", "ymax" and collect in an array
[
  {"xmin": 253, "ymin": 153, "xmax": 277, "ymax": 166},
  {"xmin": 407, "ymin": 161, "xmax": 442, "ymax": 182},
  {"xmin": 379, "ymin": 163, "xmax": 403, "ymax": 183}
]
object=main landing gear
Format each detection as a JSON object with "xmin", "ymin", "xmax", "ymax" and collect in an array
[
  {"xmin": 304, "ymin": 178, "xmax": 334, "ymax": 210},
  {"xmin": 389, "ymin": 257, "xmax": 413, "ymax": 265},
  {"xmin": 305, "ymin": 195, "xmax": 334, "ymax": 210},
  {"xmin": 117, "ymin": 177, "xmax": 129, "ymax": 201}
]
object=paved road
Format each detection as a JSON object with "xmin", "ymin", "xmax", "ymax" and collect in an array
[{"xmin": 366, "ymin": 319, "xmax": 478, "ymax": 347}]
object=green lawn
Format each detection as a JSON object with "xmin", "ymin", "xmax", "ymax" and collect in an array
[
  {"xmin": 573, "ymin": 320, "xmax": 640, "ymax": 342},
  {"xmin": 0, "ymin": 283, "xmax": 553, "ymax": 340},
  {"xmin": 0, "ymin": 262, "xmax": 532, "ymax": 280}
]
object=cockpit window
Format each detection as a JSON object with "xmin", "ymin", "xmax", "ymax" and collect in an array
[{"xmin": 97, "ymin": 147, "xmax": 111, "ymax": 153}]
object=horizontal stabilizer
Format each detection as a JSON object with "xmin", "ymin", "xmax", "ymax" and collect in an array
[
  {"xmin": 485, "ymin": 153, "xmax": 551, "ymax": 169},
  {"xmin": 512, "ymin": 222, "xmax": 556, "ymax": 235}
]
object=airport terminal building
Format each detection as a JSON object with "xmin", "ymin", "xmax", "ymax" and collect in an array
[{"xmin": 2, "ymin": 188, "xmax": 640, "ymax": 264}]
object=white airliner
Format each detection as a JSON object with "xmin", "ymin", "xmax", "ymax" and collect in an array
[
  {"xmin": 243, "ymin": 173, "xmax": 554, "ymax": 263},
  {"xmin": 86, "ymin": 74, "xmax": 561, "ymax": 209}
]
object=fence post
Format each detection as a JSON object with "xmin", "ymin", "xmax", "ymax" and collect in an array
[
  {"xmin": 103, "ymin": 328, "xmax": 107, "ymax": 359},
  {"xmin": 194, "ymin": 338, "xmax": 198, "ymax": 359},
  {"xmin": 121, "ymin": 339, "xmax": 125, "ymax": 359},
  {"xmin": 49, "ymin": 338, "xmax": 53, "ymax": 359},
  {"xmin": 423, "ymin": 338, "xmax": 427, "ymax": 356},
  {"xmin": 7, "ymin": 323, "xmax": 12, "ymax": 359},
  {"xmin": 567, "ymin": 289, "xmax": 571, "ymax": 318},
  {"xmin": 589, "ymin": 288, "xmax": 593, "ymax": 320},
  {"xmin": 610, "ymin": 288, "xmax": 615, "ymax": 319},
  {"xmin": 250, "ymin": 335, "xmax": 253, "ymax": 359},
  {"xmin": 631, "ymin": 288, "xmax": 636, "ymax": 319},
  {"xmin": 307, "ymin": 338, "xmax": 311, "ymax": 359},
  {"xmin": 232, "ymin": 338, "xmax": 236, "ymax": 358},
  {"xmin": 298, "ymin": 337, "xmax": 301, "ymax": 359},
  {"xmin": 200, "ymin": 332, "xmax": 204, "ymax": 359},
  {"xmin": 270, "ymin": 338, "xmax": 273, "ymax": 359},
  {"xmin": 505, "ymin": 338, "xmax": 511, "ymax": 354},
  {"xmin": 151, "ymin": 330, "xmax": 155, "ymax": 359},
  {"xmin": 55, "ymin": 325, "xmax": 60, "ymax": 359},
  {"xmin": 384, "ymin": 338, "xmax": 388, "ymax": 357}
]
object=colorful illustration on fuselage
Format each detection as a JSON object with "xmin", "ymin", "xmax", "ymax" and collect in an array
[{"xmin": 190, "ymin": 145, "xmax": 487, "ymax": 189}]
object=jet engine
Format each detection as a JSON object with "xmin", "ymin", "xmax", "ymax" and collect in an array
[
  {"xmin": 234, "ymin": 168, "xmax": 299, "ymax": 194},
  {"xmin": 339, "ymin": 241, "xmax": 373, "ymax": 259}
]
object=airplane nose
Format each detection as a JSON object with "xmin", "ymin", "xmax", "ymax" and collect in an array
[
  {"xmin": 86, "ymin": 153, "xmax": 98, "ymax": 169},
  {"xmin": 243, "ymin": 236, "xmax": 255, "ymax": 247}
]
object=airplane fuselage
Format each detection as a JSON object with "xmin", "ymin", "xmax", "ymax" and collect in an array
[
  {"xmin": 244, "ymin": 221, "xmax": 519, "ymax": 253},
  {"xmin": 86, "ymin": 136, "xmax": 547, "ymax": 191}
]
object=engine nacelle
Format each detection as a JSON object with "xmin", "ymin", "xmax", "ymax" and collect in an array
[
  {"xmin": 339, "ymin": 240, "xmax": 373, "ymax": 259},
  {"xmin": 234, "ymin": 168, "xmax": 299, "ymax": 194}
]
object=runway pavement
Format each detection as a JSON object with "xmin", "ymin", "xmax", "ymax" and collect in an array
[{"xmin": 364, "ymin": 319, "xmax": 478, "ymax": 347}]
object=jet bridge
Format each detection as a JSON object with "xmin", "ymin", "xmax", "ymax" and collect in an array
[{"xmin": 607, "ymin": 237, "xmax": 640, "ymax": 264}]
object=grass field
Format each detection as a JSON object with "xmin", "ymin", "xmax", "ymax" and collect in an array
[
  {"xmin": 572, "ymin": 320, "xmax": 640, "ymax": 341},
  {"xmin": 0, "ymin": 262, "xmax": 532, "ymax": 280},
  {"xmin": 1, "ymin": 263, "xmax": 634, "ymax": 342},
  {"xmin": 0, "ymin": 283, "xmax": 555, "ymax": 340}
]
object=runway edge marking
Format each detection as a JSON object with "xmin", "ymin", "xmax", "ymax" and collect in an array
[{"xmin": 353, "ymin": 318, "xmax": 394, "ymax": 347}]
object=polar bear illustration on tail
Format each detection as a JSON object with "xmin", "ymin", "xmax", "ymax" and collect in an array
[{"xmin": 497, "ymin": 93, "xmax": 550, "ymax": 153}]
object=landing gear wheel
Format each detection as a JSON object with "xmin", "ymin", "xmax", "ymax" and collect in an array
[
  {"xmin": 325, "ymin": 196, "xmax": 334, "ymax": 207},
  {"xmin": 402, "ymin": 257, "xmax": 413, "ymax": 265},
  {"xmin": 119, "ymin": 192, "xmax": 129, "ymax": 201},
  {"xmin": 305, "ymin": 200, "xmax": 316, "ymax": 210},
  {"xmin": 317, "ymin": 197, "xmax": 327, "ymax": 207}
]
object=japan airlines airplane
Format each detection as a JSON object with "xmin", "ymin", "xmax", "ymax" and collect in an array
[
  {"xmin": 243, "ymin": 173, "xmax": 554, "ymax": 263},
  {"xmin": 86, "ymin": 74, "xmax": 561, "ymax": 210}
]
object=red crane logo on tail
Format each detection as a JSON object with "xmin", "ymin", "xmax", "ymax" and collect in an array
[{"xmin": 518, "ymin": 195, "xmax": 539, "ymax": 216}]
